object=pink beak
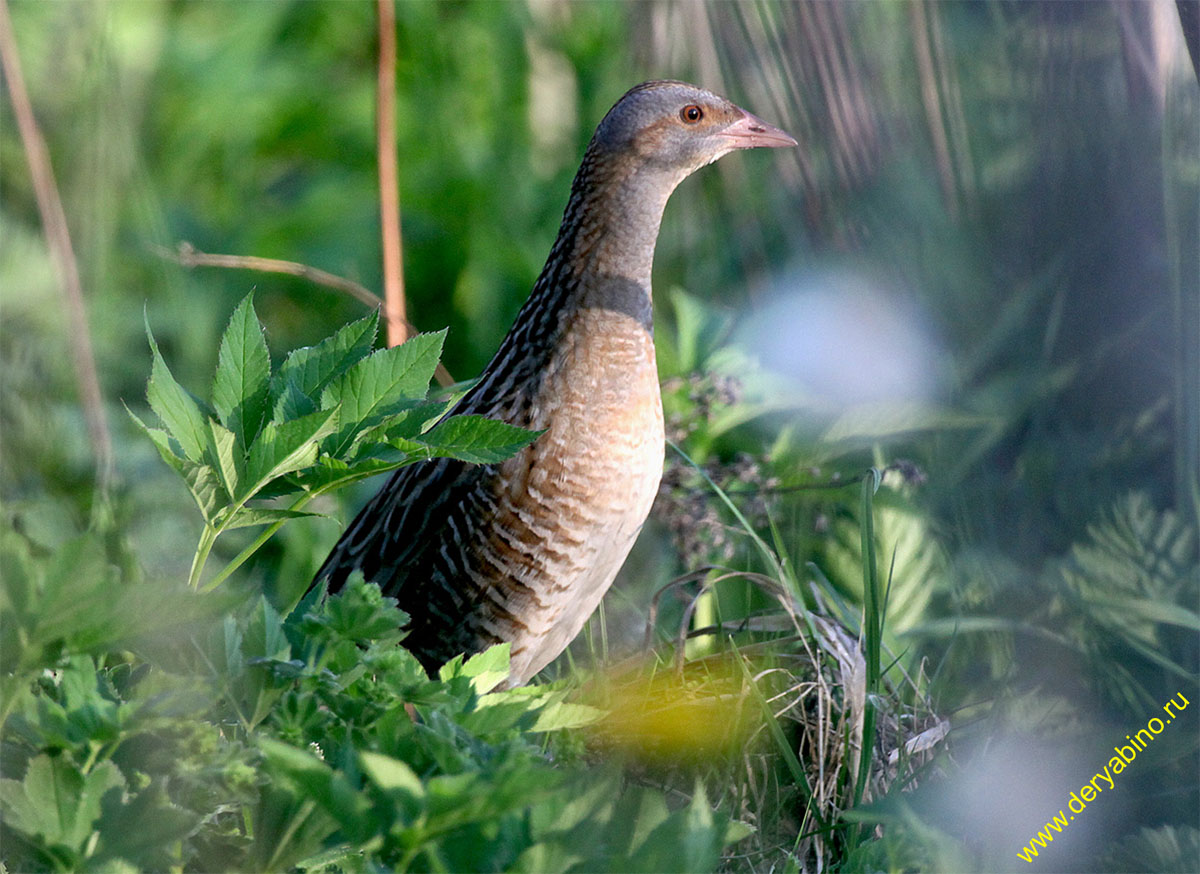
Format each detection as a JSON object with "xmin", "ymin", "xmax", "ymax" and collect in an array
[{"xmin": 720, "ymin": 108, "xmax": 797, "ymax": 149}]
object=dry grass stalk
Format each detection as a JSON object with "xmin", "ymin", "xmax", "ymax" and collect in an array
[
  {"xmin": 157, "ymin": 243, "xmax": 453, "ymax": 387},
  {"xmin": 0, "ymin": 0, "xmax": 114, "ymax": 494},
  {"xmin": 376, "ymin": 0, "xmax": 407, "ymax": 348},
  {"xmin": 591, "ymin": 569, "xmax": 947, "ymax": 872}
]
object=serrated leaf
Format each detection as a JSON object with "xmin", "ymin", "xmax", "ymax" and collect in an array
[
  {"xmin": 626, "ymin": 782, "xmax": 725, "ymax": 873},
  {"xmin": 181, "ymin": 459, "xmax": 226, "ymax": 522},
  {"xmin": 321, "ymin": 330, "xmax": 446, "ymax": 454},
  {"xmin": 272, "ymin": 381, "xmax": 316, "ymax": 423},
  {"xmin": 244, "ymin": 596, "xmax": 290, "ymax": 661},
  {"xmin": 0, "ymin": 534, "xmax": 230, "ymax": 677},
  {"xmin": 270, "ymin": 312, "xmax": 379, "ymax": 422},
  {"xmin": 346, "ymin": 401, "xmax": 453, "ymax": 458},
  {"xmin": 212, "ymin": 293, "xmax": 271, "ymax": 449},
  {"xmin": 145, "ymin": 315, "xmax": 208, "ymax": 462},
  {"xmin": 724, "ymin": 819, "xmax": 756, "ymax": 843},
  {"xmin": 450, "ymin": 643, "xmax": 511, "ymax": 693},
  {"xmin": 417, "ymin": 415, "xmax": 542, "ymax": 464},
  {"xmin": 291, "ymin": 453, "xmax": 417, "ymax": 493},
  {"xmin": 289, "ymin": 414, "xmax": 536, "ymax": 494},
  {"xmin": 610, "ymin": 787, "xmax": 670, "ymax": 860},
  {"xmin": 127, "ymin": 406, "xmax": 185, "ymax": 474},
  {"xmin": 359, "ymin": 751, "xmax": 425, "ymax": 822},
  {"xmin": 94, "ymin": 781, "xmax": 201, "ymax": 870},
  {"xmin": 258, "ymin": 737, "xmax": 372, "ymax": 834},
  {"xmin": 529, "ymin": 700, "xmax": 606, "ymax": 732},
  {"xmin": 207, "ymin": 419, "xmax": 240, "ymax": 499},
  {"xmin": 243, "ymin": 408, "xmax": 339, "ymax": 500},
  {"xmin": 218, "ymin": 506, "xmax": 325, "ymax": 531},
  {"xmin": 0, "ymin": 754, "xmax": 124, "ymax": 850}
]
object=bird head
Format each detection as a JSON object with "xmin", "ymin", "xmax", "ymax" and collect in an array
[{"xmin": 590, "ymin": 80, "xmax": 797, "ymax": 176}]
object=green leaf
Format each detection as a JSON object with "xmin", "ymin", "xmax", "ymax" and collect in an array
[
  {"xmin": 127, "ymin": 406, "xmax": 185, "ymax": 474},
  {"xmin": 145, "ymin": 315, "xmax": 209, "ymax": 462},
  {"xmin": 359, "ymin": 751, "xmax": 425, "ymax": 824},
  {"xmin": 529, "ymin": 700, "xmax": 606, "ymax": 733},
  {"xmin": 258, "ymin": 737, "xmax": 371, "ymax": 835},
  {"xmin": 244, "ymin": 596, "xmax": 290, "ymax": 661},
  {"xmin": 359, "ymin": 752, "xmax": 424, "ymax": 796},
  {"xmin": 290, "ymin": 413, "xmax": 536, "ymax": 495},
  {"xmin": 292, "ymin": 454, "xmax": 413, "ymax": 493},
  {"xmin": 625, "ymin": 782, "xmax": 726, "ymax": 873},
  {"xmin": 257, "ymin": 737, "xmax": 333, "ymax": 788},
  {"xmin": 243, "ymin": 408, "xmax": 339, "ymax": 500},
  {"xmin": 0, "ymin": 532, "xmax": 227, "ymax": 678},
  {"xmin": 447, "ymin": 643, "xmax": 511, "ymax": 694},
  {"xmin": 663, "ymin": 286, "xmax": 735, "ymax": 374},
  {"xmin": 415, "ymin": 415, "xmax": 541, "ymax": 465},
  {"xmin": 303, "ymin": 577, "xmax": 409, "ymax": 646},
  {"xmin": 609, "ymin": 787, "xmax": 670, "ymax": 860},
  {"xmin": 181, "ymin": 458, "xmax": 227, "ymax": 522},
  {"xmin": 94, "ymin": 781, "xmax": 201, "ymax": 871},
  {"xmin": 724, "ymin": 819, "xmax": 757, "ymax": 843},
  {"xmin": 218, "ymin": 506, "xmax": 325, "ymax": 531},
  {"xmin": 820, "ymin": 402, "xmax": 990, "ymax": 443},
  {"xmin": 212, "ymin": 293, "xmax": 271, "ymax": 449},
  {"xmin": 346, "ymin": 401, "xmax": 453, "ymax": 457},
  {"xmin": 0, "ymin": 754, "xmax": 124, "ymax": 851},
  {"xmin": 1082, "ymin": 596, "xmax": 1200, "ymax": 631},
  {"xmin": 207, "ymin": 418, "xmax": 240, "ymax": 499},
  {"xmin": 321, "ymin": 330, "xmax": 446, "ymax": 454},
  {"xmin": 270, "ymin": 311, "xmax": 379, "ymax": 422}
]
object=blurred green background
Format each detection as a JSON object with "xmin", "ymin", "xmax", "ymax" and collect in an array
[{"xmin": 2, "ymin": 0, "xmax": 1197, "ymax": 870}]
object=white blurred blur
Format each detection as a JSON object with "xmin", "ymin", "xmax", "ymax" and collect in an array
[{"xmin": 738, "ymin": 270, "xmax": 943, "ymax": 408}]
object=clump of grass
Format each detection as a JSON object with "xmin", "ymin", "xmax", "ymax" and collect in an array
[{"xmin": 587, "ymin": 460, "xmax": 948, "ymax": 872}]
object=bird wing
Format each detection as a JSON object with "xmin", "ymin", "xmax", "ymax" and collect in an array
[{"xmin": 315, "ymin": 453, "xmax": 486, "ymax": 595}]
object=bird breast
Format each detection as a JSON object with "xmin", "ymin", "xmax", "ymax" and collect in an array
[{"xmin": 486, "ymin": 292, "xmax": 665, "ymax": 681}]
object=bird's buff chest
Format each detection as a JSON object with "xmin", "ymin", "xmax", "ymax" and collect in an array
[
  {"xmin": 503, "ymin": 303, "xmax": 665, "ymax": 532},
  {"xmin": 487, "ymin": 302, "xmax": 663, "ymax": 681}
]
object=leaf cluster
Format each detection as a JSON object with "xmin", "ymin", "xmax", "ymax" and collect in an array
[
  {"xmin": 0, "ymin": 555, "xmax": 744, "ymax": 872},
  {"xmin": 130, "ymin": 294, "xmax": 537, "ymax": 590},
  {"xmin": 1, "ymin": 300, "xmax": 748, "ymax": 873}
]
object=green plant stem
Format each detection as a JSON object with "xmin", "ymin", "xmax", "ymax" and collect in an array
[
  {"xmin": 860, "ymin": 471, "xmax": 882, "ymax": 691},
  {"xmin": 201, "ymin": 491, "xmax": 320, "ymax": 593},
  {"xmin": 264, "ymin": 798, "xmax": 317, "ymax": 873},
  {"xmin": 194, "ymin": 492, "xmax": 284, "ymax": 591},
  {"xmin": 188, "ymin": 523, "xmax": 219, "ymax": 590},
  {"xmin": 853, "ymin": 470, "xmax": 882, "ymax": 829}
]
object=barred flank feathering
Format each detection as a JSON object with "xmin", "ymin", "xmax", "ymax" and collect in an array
[{"xmin": 313, "ymin": 80, "xmax": 795, "ymax": 686}]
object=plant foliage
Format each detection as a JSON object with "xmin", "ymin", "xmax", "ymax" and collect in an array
[
  {"xmin": 0, "ymin": 303, "xmax": 749, "ymax": 874},
  {"xmin": 130, "ymin": 294, "xmax": 538, "ymax": 591}
]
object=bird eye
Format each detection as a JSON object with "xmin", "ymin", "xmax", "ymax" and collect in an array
[{"xmin": 680, "ymin": 104, "xmax": 704, "ymax": 124}]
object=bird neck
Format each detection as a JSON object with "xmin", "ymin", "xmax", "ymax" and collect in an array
[
  {"xmin": 570, "ymin": 161, "xmax": 679, "ymax": 285},
  {"xmin": 465, "ymin": 150, "xmax": 685, "ymax": 413},
  {"xmin": 535, "ymin": 150, "xmax": 687, "ymax": 327}
]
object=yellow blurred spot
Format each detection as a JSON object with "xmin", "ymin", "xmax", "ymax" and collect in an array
[{"xmin": 584, "ymin": 657, "xmax": 764, "ymax": 763}]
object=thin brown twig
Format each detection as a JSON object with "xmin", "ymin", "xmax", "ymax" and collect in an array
[
  {"xmin": 376, "ymin": 0, "xmax": 406, "ymax": 347},
  {"xmin": 0, "ymin": 0, "xmax": 114, "ymax": 495},
  {"xmin": 156, "ymin": 243, "xmax": 453, "ymax": 387},
  {"xmin": 160, "ymin": 243, "xmax": 381, "ymax": 308}
]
